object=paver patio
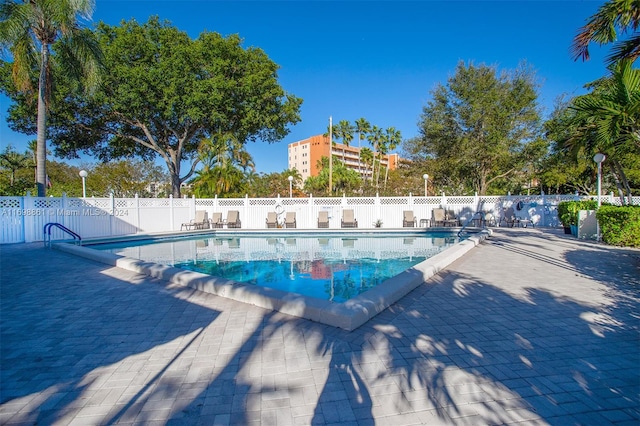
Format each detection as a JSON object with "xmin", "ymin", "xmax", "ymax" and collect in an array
[{"xmin": 1, "ymin": 228, "xmax": 638, "ymax": 425}]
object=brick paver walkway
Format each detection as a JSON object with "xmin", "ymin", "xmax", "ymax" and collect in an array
[{"xmin": 1, "ymin": 228, "xmax": 638, "ymax": 425}]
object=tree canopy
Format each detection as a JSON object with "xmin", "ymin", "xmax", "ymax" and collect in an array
[
  {"xmin": 3, "ymin": 16, "xmax": 302, "ymax": 197},
  {"xmin": 572, "ymin": 0, "xmax": 640, "ymax": 65},
  {"xmin": 0, "ymin": 0, "xmax": 102, "ymax": 196},
  {"xmin": 407, "ymin": 61, "xmax": 543, "ymax": 195}
]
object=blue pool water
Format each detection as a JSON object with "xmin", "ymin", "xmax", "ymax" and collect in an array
[{"xmin": 93, "ymin": 232, "xmax": 462, "ymax": 302}]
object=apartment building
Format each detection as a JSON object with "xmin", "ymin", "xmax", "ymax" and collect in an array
[{"xmin": 288, "ymin": 134, "xmax": 399, "ymax": 181}]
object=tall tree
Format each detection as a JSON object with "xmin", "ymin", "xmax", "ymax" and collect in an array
[
  {"xmin": 0, "ymin": 144, "xmax": 31, "ymax": 186},
  {"xmin": 333, "ymin": 119, "xmax": 355, "ymax": 164},
  {"xmin": 383, "ymin": 126, "xmax": 401, "ymax": 188},
  {"xmin": 563, "ymin": 59, "xmax": 640, "ymax": 203},
  {"xmin": 354, "ymin": 117, "xmax": 371, "ymax": 176},
  {"xmin": 359, "ymin": 146, "xmax": 374, "ymax": 184},
  {"xmin": 367, "ymin": 125, "xmax": 385, "ymax": 189},
  {"xmin": 572, "ymin": 0, "xmax": 640, "ymax": 65},
  {"xmin": 191, "ymin": 132, "xmax": 256, "ymax": 198},
  {"xmin": 413, "ymin": 61, "xmax": 542, "ymax": 195},
  {"xmin": 0, "ymin": 0, "xmax": 102, "ymax": 196},
  {"xmin": 5, "ymin": 17, "xmax": 302, "ymax": 197}
]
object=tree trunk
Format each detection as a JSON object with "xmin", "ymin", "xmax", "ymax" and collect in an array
[
  {"xmin": 609, "ymin": 162, "xmax": 626, "ymax": 202},
  {"xmin": 36, "ymin": 45, "xmax": 50, "ymax": 197},
  {"xmin": 613, "ymin": 159, "xmax": 633, "ymax": 205},
  {"xmin": 165, "ymin": 153, "xmax": 182, "ymax": 198}
]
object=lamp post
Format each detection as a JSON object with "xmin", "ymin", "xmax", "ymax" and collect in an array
[
  {"xmin": 79, "ymin": 170, "xmax": 88, "ymax": 198},
  {"xmin": 328, "ymin": 116, "xmax": 333, "ymax": 196},
  {"xmin": 423, "ymin": 174, "xmax": 429, "ymax": 197},
  {"xmin": 288, "ymin": 175, "xmax": 293, "ymax": 198},
  {"xmin": 593, "ymin": 153, "xmax": 606, "ymax": 207},
  {"xmin": 593, "ymin": 153, "xmax": 606, "ymax": 241}
]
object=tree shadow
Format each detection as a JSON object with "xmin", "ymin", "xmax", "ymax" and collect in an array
[
  {"xmin": 3, "ymin": 236, "xmax": 638, "ymax": 425},
  {"xmin": 367, "ymin": 274, "xmax": 639, "ymax": 423},
  {"xmin": 0, "ymin": 244, "xmax": 220, "ymax": 425}
]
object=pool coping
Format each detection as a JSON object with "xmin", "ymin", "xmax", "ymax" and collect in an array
[{"xmin": 53, "ymin": 229, "xmax": 492, "ymax": 331}]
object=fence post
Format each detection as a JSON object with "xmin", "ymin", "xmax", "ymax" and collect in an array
[
  {"xmin": 135, "ymin": 194, "xmax": 140, "ymax": 230},
  {"xmin": 169, "ymin": 195, "xmax": 174, "ymax": 231}
]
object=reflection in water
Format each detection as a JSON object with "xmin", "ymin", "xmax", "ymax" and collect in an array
[{"xmin": 97, "ymin": 234, "xmax": 460, "ymax": 302}]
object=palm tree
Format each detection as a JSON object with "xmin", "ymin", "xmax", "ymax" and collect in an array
[
  {"xmin": 571, "ymin": 0, "xmax": 640, "ymax": 65},
  {"xmin": 0, "ymin": 145, "xmax": 31, "ymax": 186},
  {"xmin": 333, "ymin": 120, "xmax": 355, "ymax": 165},
  {"xmin": 383, "ymin": 127, "xmax": 402, "ymax": 188},
  {"xmin": 193, "ymin": 132, "xmax": 256, "ymax": 197},
  {"xmin": 0, "ymin": 0, "xmax": 102, "ymax": 197},
  {"xmin": 359, "ymin": 147, "xmax": 374, "ymax": 183},
  {"xmin": 367, "ymin": 125, "xmax": 385, "ymax": 188},
  {"xmin": 354, "ymin": 117, "xmax": 371, "ymax": 175},
  {"xmin": 566, "ymin": 59, "xmax": 639, "ymax": 203}
]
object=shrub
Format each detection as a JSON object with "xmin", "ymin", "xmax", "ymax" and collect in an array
[
  {"xmin": 558, "ymin": 200, "xmax": 598, "ymax": 226},
  {"xmin": 597, "ymin": 205, "xmax": 640, "ymax": 247}
]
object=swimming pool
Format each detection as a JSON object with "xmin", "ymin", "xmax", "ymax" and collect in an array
[
  {"xmin": 92, "ymin": 232, "xmax": 461, "ymax": 302},
  {"xmin": 56, "ymin": 229, "xmax": 490, "ymax": 330}
]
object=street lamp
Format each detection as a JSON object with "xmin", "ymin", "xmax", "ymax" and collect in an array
[
  {"xmin": 288, "ymin": 175, "xmax": 293, "ymax": 198},
  {"xmin": 593, "ymin": 153, "xmax": 606, "ymax": 207},
  {"xmin": 423, "ymin": 174, "xmax": 429, "ymax": 197},
  {"xmin": 79, "ymin": 170, "xmax": 88, "ymax": 198},
  {"xmin": 593, "ymin": 153, "xmax": 606, "ymax": 242}
]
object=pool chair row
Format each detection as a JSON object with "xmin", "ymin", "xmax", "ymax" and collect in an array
[
  {"xmin": 266, "ymin": 212, "xmax": 297, "ymax": 228},
  {"xmin": 181, "ymin": 210, "xmax": 241, "ymax": 230},
  {"xmin": 316, "ymin": 209, "xmax": 359, "ymax": 228}
]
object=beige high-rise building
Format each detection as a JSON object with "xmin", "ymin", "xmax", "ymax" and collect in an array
[{"xmin": 288, "ymin": 134, "xmax": 399, "ymax": 182}]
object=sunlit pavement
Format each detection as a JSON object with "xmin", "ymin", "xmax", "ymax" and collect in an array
[{"xmin": 1, "ymin": 227, "xmax": 638, "ymax": 425}]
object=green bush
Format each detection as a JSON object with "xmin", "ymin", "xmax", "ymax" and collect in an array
[
  {"xmin": 597, "ymin": 205, "xmax": 640, "ymax": 247},
  {"xmin": 558, "ymin": 200, "xmax": 598, "ymax": 226}
]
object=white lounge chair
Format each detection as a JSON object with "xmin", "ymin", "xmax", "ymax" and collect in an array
[
  {"xmin": 181, "ymin": 210, "xmax": 209, "ymax": 230},
  {"xmin": 266, "ymin": 212, "xmax": 277, "ymax": 228},
  {"xmin": 210, "ymin": 212, "xmax": 224, "ymax": 228},
  {"xmin": 403, "ymin": 211, "xmax": 416, "ymax": 227},
  {"xmin": 226, "ymin": 210, "xmax": 241, "ymax": 228},
  {"xmin": 341, "ymin": 209, "xmax": 358, "ymax": 228},
  {"xmin": 318, "ymin": 211, "xmax": 329, "ymax": 228},
  {"xmin": 285, "ymin": 212, "xmax": 296, "ymax": 228}
]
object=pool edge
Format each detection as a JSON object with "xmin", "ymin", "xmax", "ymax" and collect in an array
[{"xmin": 53, "ymin": 229, "xmax": 491, "ymax": 331}]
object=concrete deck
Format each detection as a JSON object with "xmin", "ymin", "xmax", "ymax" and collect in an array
[{"xmin": 1, "ymin": 228, "xmax": 638, "ymax": 425}]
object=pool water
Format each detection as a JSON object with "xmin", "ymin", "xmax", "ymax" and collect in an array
[{"xmin": 94, "ymin": 233, "xmax": 461, "ymax": 302}]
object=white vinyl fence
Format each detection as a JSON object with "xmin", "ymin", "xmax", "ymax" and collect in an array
[{"xmin": 1, "ymin": 192, "xmax": 637, "ymax": 244}]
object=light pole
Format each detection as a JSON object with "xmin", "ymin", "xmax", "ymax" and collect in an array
[
  {"xmin": 328, "ymin": 116, "xmax": 333, "ymax": 196},
  {"xmin": 79, "ymin": 170, "xmax": 88, "ymax": 198},
  {"xmin": 288, "ymin": 175, "xmax": 293, "ymax": 198},
  {"xmin": 423, "ymin": 174, "xmax": 429, "ymax": 197},
  {"xmin": 593, "ymin": 153, "xmax": 606, "ymax": 241},
  {"xmin": 593, "ymin": 153, "xmax": 606, "ymax": 207}
]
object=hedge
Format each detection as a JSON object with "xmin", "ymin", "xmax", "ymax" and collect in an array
[{"xmin": 597, "ymin": 205, "xmax": 640, "ymax": 247}]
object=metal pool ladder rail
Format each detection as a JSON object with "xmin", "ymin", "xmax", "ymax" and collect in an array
[{"xmin": 44, "ymin": 223, "xmax": 82, "ymax": 247}]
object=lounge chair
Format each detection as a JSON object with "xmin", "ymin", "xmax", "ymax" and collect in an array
[
  {"xmin": 500, "ymin": 207, "xmax": 519, "ymax": 228},
  {"xmin": 285, "ymin": 212, "xmax": 297, "ymax": 228},
  {"xmin": 403, "ymin": 211, "xmax": 416, "ymax": 227},
  {"xmin": 210, "ymin": 212, "xmax": 224, "ymax": 228},
  {"xmin": 266, "ymin": 212, "xmax": 277, "ymax": 228},
  {"xmin": 432, "ymin": 208, "xmax": 446, "ymax": 227},
  {"xmin": 341, "ymin": 209, "xmax": 358, "ymax": 228},
  {"xmin": 445, "ymin": 210, "xmax": 459, "ymax": 227},
  {"xmin": 181, "ymin": 210, "xmax": 209, "ymax": 230},
  {"xmin": 226, "ymin": 210, "xmax": 241, "ymax": 228},
  {"xmin": 318, "ymin": 211, "xmax": 329, "ymax": 228}
]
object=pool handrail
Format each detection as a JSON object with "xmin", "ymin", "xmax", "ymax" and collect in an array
[{"xmin": 44, "ymin": 222, "xmax": 82, "ymax": 247}]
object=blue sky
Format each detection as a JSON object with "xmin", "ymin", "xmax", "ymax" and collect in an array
[{"xmin": 1, "ymin": 0, "xmax": 609, "ymax": 174}]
